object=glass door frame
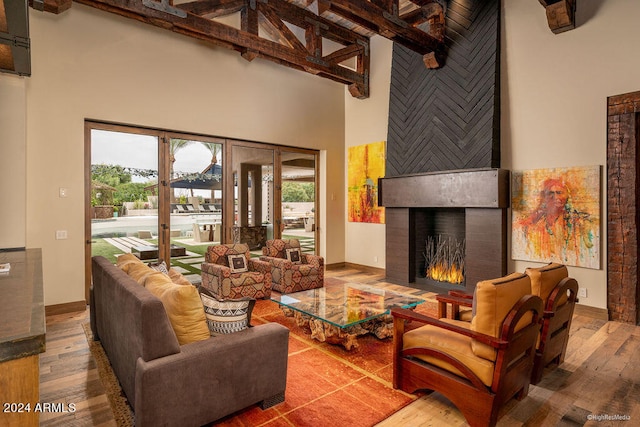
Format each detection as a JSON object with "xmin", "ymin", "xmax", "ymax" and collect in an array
[
  {"xmin": 85, "ymin": 121, "xmax": 320, "ymax": 302},
  {"xmin": 223, "ymin": 140, "xmax": 319, "ymax": 247},
  {"xmin": 84, "ymin": 121, "xmax": 226, "ymax": 300}
]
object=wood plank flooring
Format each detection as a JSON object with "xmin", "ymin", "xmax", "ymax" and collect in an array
[{"xmin": 39, "ymin": 265, "xmax": 638, "ymax": 426}]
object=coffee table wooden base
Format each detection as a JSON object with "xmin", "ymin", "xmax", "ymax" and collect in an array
[{"xmin": 281, "ymin": 307, "xmax": 393, "ymax": 350}]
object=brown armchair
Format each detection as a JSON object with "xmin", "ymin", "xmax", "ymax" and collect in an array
[
  {"xmin": 259, "ymin": 239, "xmax": 324, "ymax": 294},
  {"xmin": 525, "ymin": 263, "xmax": 579, "ymax": 384},
  {"xmin": 392, "ymin": 273, "xmax": 544, "ymax": 427},
  {"xmin": 436, "ymin": 263, "xmax": 579, "ymax": 385},
  {"xmin": 201, "ymin": 243, "xmax": 272, "ymax": 299}
]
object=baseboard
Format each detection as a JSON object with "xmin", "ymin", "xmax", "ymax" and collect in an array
[
  {"xmin": 325, "ymin": 262, "xmax": 385, "ymax": 276},
  {"xmin": 45, "ymin": 301, "xmax": 87, "ymax": 317},
  {"xmin": 574, "ymin": 304, "xmax": 608, "ymax": 321}
]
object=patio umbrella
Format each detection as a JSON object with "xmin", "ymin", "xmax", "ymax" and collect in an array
[{"xmin": 170, "ymin": 163, "xmax": 222, "ymax": 190}]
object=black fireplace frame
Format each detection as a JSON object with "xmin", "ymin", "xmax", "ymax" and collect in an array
[{"xmin": 379, "ymin": 168, "xmax": 510, "ymax": 293}]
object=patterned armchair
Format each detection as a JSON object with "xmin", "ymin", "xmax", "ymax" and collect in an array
[
  {"xmin": 260, "ymin": 239, "xmax": 324, "ymax": 294},
  {"xmin": 201, "ymin": 243, "xmax": 272, "ymax": 299}
]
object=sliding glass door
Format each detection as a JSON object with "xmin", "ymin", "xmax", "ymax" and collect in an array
[
  {"xmin": 89, "ymin": 128, "xmax": 160, "ymax": 262},
  {"xmin": 229, "ymin": 145, "xmax": 274, "ymax": 251},
  {"xmin": 280, "ymin": 150, "xmax": 317, "ymax": 254},
  {"xmin": 85, "ymin": 121, "xmax": 319, "ymax": 300}
]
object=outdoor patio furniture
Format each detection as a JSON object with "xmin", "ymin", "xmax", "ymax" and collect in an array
[
  {"xmin": 192, "ymin": 223, "xmax": 210, "ymax": 243},
  {"xmin": 138, "ymin": 230, "xmax": 153, "ymax": 239}
]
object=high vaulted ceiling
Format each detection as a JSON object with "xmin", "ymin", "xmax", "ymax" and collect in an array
[
  {"xmin": 29, "ymin": 0, "xmax": 447, "ymax": 98},
  {"xmin": 27, "ymin": 0, "xmax": 575, "ymax": 97}
]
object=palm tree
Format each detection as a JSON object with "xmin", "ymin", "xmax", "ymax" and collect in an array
[
  {"xmin": 200, "ymin": 141, "xmax": 221, "ymax": 165},
  {"xmin": 170, "ymin": 139, "xmax": 192, "ymax": 202},
  {"xmin": 200, "ymin": 142, "xmax": 222, "ymax": 203}
]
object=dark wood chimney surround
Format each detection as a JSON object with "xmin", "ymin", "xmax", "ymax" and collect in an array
[{"xmin": 379, "ymin": 168, "xmax": 509, "ymax": 293}]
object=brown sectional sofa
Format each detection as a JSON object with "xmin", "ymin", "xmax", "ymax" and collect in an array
[{"xmin": 90, "ymin": 256, "xmax": 289, "ymax": 427}]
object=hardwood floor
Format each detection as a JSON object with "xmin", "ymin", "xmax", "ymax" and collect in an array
[{"xmin": 39, "ymin": 266, "xmax": 639, "ymax": 426}]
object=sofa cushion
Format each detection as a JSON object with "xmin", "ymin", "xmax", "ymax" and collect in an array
[
  {"xmin": 125, "ymin": 262, "xmax": 156, "ymax": 285},
  {"xmin": 144, "ymin": 273, "xmax": 210, "ymax": 345},
  {"xmin": 168, "ymin": 268, "xmax": 192, "ymax": 286},
  {"xmin": 470, "ymin": 272, "xmax": 532, "ymax": 361},
  {"xmin": 403, "ymin": 323, "xmax": 496, "ymax": 387},
  {"xmin": 525, "ymin": 263, "xmax": 569, "ymax": 306},
  {"xmin": 116, "ymin": 253, "xmax": 143, "ymax": 271},
  {"xmin": 200, "ymin": 290, "xmax": 255, "ymax": 335}
]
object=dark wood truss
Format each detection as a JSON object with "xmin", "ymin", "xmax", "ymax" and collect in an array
[
  {"xmin": 30, "ymin": 0, "xmax": 450, "ymax": 98},
  {"xmin": 539, "ymin": 0, "xmax": 576, "ymax": 34}
]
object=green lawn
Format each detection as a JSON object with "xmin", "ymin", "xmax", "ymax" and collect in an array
[{"xmin": 91, "ymin": 233, "xmax": 315, "ymax": 272}]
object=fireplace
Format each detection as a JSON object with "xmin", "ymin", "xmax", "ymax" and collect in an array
[
  {"xmin": 417, "ymin": 208, "xmax": 466, "ymax": 290},
  {"xmin": 379, "ymin": 169, "xmax": 509, "ymax": 293}
]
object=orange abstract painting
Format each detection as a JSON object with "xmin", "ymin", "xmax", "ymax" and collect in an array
[
  {"xmin": 348, "ymin": 141, "xmax": 385, "ymax": 223},
  {"xmin": 512, "ymin": 165, "xmax": 601, "ymax": 269}
]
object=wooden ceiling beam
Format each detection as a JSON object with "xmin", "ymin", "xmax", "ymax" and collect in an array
[
  {"xmin": 70, "ymin": 0, "xmax": 370, "ymax": 97},
  {"xmin": 318, "ymin": 0, "xmax": 445, "ymax": 68},
  {"xmin": 28, "ymin": 0, "xmax": 72, "ymax": 14},
  {"xmin": 178, "ymin": 0, "xmax": 245, "ymax": 18},
  {"xmin": 539, "ymin": 0, "xmax": 576, "ymax": 34}
]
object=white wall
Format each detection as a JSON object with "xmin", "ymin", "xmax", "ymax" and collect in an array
[
  {"xmin": 0, "ymin": 74, "xmax": 27, "ymax": 249},
  {"xmin": 25, "ymin": 5, "xmax": 345, "ymax": 306},
  {"xmin": 344, "ymin": 36, "xmax": 392, "ymax": 269},
  {"xmin": 502, "ymin": 0, "xmax": 640, "ymax": 310}
]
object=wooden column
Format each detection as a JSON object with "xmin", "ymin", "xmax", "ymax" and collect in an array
[{"xmin": 607, "ymin": 92, "xmax": 640, "ymax": 324}]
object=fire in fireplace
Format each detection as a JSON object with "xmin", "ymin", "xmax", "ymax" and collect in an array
[{"xmin": 423, "ymin": 235, "xmax": 465, "ymax": 285}]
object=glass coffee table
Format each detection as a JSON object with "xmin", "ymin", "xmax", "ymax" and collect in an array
[{"xmin": 271, "ymin": 283, "xmax": 424, "ymax": 350}]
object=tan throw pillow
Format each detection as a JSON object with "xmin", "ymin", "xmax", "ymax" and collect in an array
[
  {"xmin": 286, "ymin": 248, "xmax": 302, "ymax": 264},
  {"xmin": 125, "ymin": 262, "xmax": 156, "ymax": 285},
  {"xmin": 168, "ymin": 268, "xmax": 192, "ymax": 286},
  {"xmin": 116, "ymin": 253, "xmax": 143, "ymax": 273},
  {"xmin": 228, "ymin": 254, "xmax": 248, "ymax": 273},
  {"xmin": 145, "ymin": 273, "xmax": 210, "ymax": 345}
]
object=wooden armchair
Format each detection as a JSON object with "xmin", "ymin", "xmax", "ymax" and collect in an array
[
  {"xmin": 524, "ymin": 263, "xmax": 579, "ymax": 384},
  {"xmin": 436, "ymin": 263, "xmax": 579, "ymax": 385},
  {"xmin": 392, "ymin": 273, "xmax": 544, "ymax": 427}
]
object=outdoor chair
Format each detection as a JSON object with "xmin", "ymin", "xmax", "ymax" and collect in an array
[
  {"xmin": 192, "ymin": 223, "xmax": 210, "ymax": 243},
  {"xmin": 436, "ymin": 263, "xmax": 579, "ymax": 384},
  {"xmin": 137, "ymin": 230, "xmax": 153, "ymax": 239},
  {"xmin": 260, "ymin": 238, "xmax": 324, "ymax": 294},
  {"xmin": 201, "ymin": 243, "xmax": 272, "ymax": 299},
  {"xmin": 392, "ymin": 273, "xmax": 544, "ymax": 427}
]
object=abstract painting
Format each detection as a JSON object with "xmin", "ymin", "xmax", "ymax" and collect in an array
[
  {"xmin": 512, "ymin": 165, "xmax": 601, "ymax": 269},
  {"xmin": 348, "ymin": 141, "xmax": 385, "ymax": 223}
]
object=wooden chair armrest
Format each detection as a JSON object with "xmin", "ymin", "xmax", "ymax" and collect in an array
[
  {"xmin": 435, "ymin": 294, "xmax": 473, "ymax": 307},
  {"xmin": 391, "ymin": 308, "xmax": 508, "ymax": 349},
  {"xmin": 448, "ymin": 290, "xmax": 473, "ymax": 299}
]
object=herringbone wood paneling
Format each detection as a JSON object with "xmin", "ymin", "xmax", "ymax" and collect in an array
[{"xmin": 387, "ymin": 0, "xmax": 500, "ymax": 177}]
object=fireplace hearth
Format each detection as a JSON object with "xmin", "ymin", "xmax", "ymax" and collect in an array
[{"xmin": 379, "ymin": 169, "xmax": 509, "ymax": 293}]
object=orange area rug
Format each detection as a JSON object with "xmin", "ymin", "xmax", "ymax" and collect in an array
[{"xmin": 214, "ymin": 297, "xmax": 424, "ymax": 427}]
